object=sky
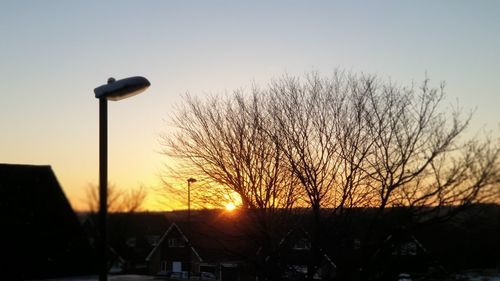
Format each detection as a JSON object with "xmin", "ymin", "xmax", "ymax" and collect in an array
[{"xmin": 1, "ymin": 1, "xmax": 499, "ymax": 211}]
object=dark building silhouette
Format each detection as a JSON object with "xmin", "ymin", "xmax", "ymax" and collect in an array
[
  {"xmin": 0, "ymin": 164, "xmax": 96, "ymax": 280},
  {"xmin": 78, "ymin": 206, "xmax": 500, "ymax": 280},
  {"xmin": 268, "ymin": 227, "xmax": 336, "ymax": 281},
  {"xmin": 83, "ymin": 212, "xmax": 170, "ymax": 274},
  {"xmin": 146, "ymin": 210, "xmax": 258, "ymax": 281}
]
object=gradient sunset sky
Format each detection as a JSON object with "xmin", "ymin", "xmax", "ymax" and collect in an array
[{"xmin": 1, "ymin": 1, "xmax": 499, "ymax": 211}]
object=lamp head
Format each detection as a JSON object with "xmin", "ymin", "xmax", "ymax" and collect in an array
[{"xmin": 94, "ymin": 76, "xmax": 150, "ymax": 101}]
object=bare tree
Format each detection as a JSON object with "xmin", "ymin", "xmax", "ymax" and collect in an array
[
  {"xmin": 161, "ymin": 71, "xmax": 500, "ymax": 280},
  {"xmin": 266, "ymin": 73, "xmax": 499, "ymax": 212},
  {"xmin": 161, "ymin": 90, "xmax": 302, "ymax": 279},
  {"xmin": 84, "ymin": 183, "xmax": 148, "ymax": 213},
  {"xmin": 358, "ymin": 78, "xmax": 500, "ymax": 218},
  {"xmin": 264, "ymin": 72, "xmax": 500, "ymax": 279},
  {"xmin": 162, "ymin": 91, "xmax": 299, "ymax": 209}
]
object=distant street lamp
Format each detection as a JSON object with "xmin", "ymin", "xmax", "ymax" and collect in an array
[
  {"xmin": 187, "ymin": 178, "xmax": 197, "ymax": 220},
  {"xmin": 94, "ymin": 76, "xmax": 150, "ymax": 281},
  {"xmin": 187, "ymin": 177, "xmax": 196, "ymax": 279}
]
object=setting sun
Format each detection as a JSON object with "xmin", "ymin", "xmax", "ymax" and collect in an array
[{"xmin": 225, "ymin": 202, "xmax": 236, "ymax": 211}]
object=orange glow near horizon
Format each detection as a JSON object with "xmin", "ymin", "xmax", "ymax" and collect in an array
[{"xmin": 225, "ymin": 202, "xmax": 236, "ymax": 211}]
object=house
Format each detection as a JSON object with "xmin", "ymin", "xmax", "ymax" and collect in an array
[
  {"xmin": 82, "ymin": 211, "xmax": 170, "ymax": 274},
  {"xmin": 145, "ymin": 222, "xmax": 202, "ymax": 275},
  {"xmin": 147, "ymin": 210, "xmax": 257, "ymax": 281},
  {"xmin": 266, "ymin": 227, "xmax": 336, "ymax": 281},
  {"xmin": 367, "ymin": 227, "xmax": 446, "ymax": 281},
  {"xmin": 0, "ymin": 163, "xmax": 96, "ymax": 280}
]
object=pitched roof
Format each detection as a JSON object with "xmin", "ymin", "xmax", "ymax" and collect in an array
[
  {"xmin": 82, "ymin": 211, "xmax": 171, "ymax": 267},
  {"xmin": 149, "ymin": 209, "xmax": 259, "ymax": 263},
  {"xmin": 0, "ymin": 163, "xmax": 96, "ymax": 279},
  {"xmin": 146, "ymin": 222, "xmax": 202, "ymax": 262},
  {"xmin": 273, "ymin": 227, "xmax": 336, "ymax": 268}
]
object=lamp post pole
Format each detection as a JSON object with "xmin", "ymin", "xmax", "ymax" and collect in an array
[
  {"xmin": 94, "ymin": 76, "xmax": 150, "ymax": 281},
  {"xmin": 99, "ymin": 97, "xmax": 108, "ymax": 281},
  {"xmin": 187, "ymin": 178, "xmax": 196, "ymax": 280}
]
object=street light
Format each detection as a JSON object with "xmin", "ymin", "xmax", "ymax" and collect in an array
[
  {"xmin": 187, "ymin": 177, "xmax": 196, "ymax": 279},
  {"xmin": 94, "ymin": 76, "xmax": 150, "ymax": 281},
  {"xmin": 187, "ymin": 178, "xmax": 197, "ymax": 218}
]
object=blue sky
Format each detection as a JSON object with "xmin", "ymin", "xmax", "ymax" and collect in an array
[{"xmin": 1, "ymin": 1, "xmax": 499, "ymax": 210}]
